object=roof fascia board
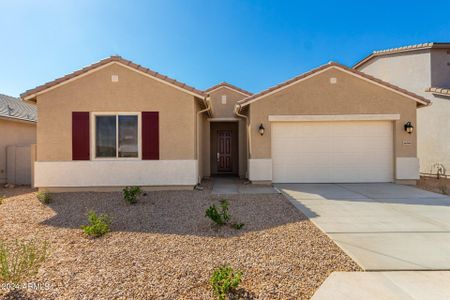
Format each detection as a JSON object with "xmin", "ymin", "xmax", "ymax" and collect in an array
[
  {"xmin": 207, "ymin": 85, "xmax": 251, "ymax": 96},
  {"xmin": 23, "ymin": 62, "xmax": 115, "ymax": 101},
  {"xmin": 336, "ymin": 67, "xmax": 428, "ymax": 105},
  {"xmin": 428, "ymin": 91, "xmax": 450, "ymax": 98},
  {"xmin": 353, "ymin": 43, "xmax": 450, "ymax": 69},
  {"xmin": 0, "ymin": 115, "xmax": 37, "ymax": 124},
  {"xmin": 240, "ymin": 65, "xmax": 428, "ymax": 107},
  {"xmin": 118, "ymin": 63, "xmax": 205, "ymax": 99},
  {"xmin": 24, "ymin": 61, "xmax": 205, "ymax": 101},
  {"xmin": 354, "ymin": 48, "xmax": 432, "ymax": 69}
]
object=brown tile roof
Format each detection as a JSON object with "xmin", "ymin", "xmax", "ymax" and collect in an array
[
  {"xmin": 426, "ymin": 87, "xmax": 450, "ymax": 97},
  {"xmin": 21, "ymin": 56, "xmax": 207, "ymax": 100},
  {"xmin": 205, "ymin": 82, "xmax": 253, "ymax": 96},
  {"xmin": 237, "ymin": 62, "xmax": 431, "ymax": 107},
  {"xmin": 353, "ymin": 42, "xmax": 450, "ymax": 69}
]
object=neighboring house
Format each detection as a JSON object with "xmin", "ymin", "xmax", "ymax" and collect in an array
[
  {"xmin": 0, "ymin": 93, "xmax": 37, "ymax": 185},
  {"xmin": 21, "ymin": 56, "xmax": 430, "ymax": 191},
  {"xmin": 354, "ymin": 42, "xmax": 450, "ymax": 177}
]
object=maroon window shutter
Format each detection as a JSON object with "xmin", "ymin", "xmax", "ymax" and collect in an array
[
  {"xmin": 142, "ymin": 112, "xmax": 159, "ymax": 160},
  {"xmin": 72, "ymin": 112, "xmax": 90, "ymax": 160}
]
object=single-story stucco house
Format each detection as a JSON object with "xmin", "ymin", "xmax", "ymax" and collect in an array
[
  {"xmin": 0, "ymin": 93, "xmax": 37, "ymax": 185},
  {"xmin": 20, "ymin": 56, "xmax": 431, "ymax": 191}
]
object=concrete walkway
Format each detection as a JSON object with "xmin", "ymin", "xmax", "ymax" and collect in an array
[
  {"xmin": 312, "ymin": 271, "xmax": 450, "ymax": 300},
  {"xmin": 276, "ymin": 183, "xmax": 450, "ymax": 270},
  {"xmin": 211, "ymin": 177, "xmax": 278, "ymax": 194}
]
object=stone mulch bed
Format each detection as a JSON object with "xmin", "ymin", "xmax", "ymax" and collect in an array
[
  {"xmin": 0, "ymin": 184, "xmax": 360, "ymax": 299},
  {"xmin": 417, "ymin": 176, "xmax": 450, "ymax": 195}
]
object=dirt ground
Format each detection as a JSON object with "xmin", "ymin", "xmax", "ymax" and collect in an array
[{"xmin": 0, "ymin": 184, "xmax": 359, "ymax": 300}]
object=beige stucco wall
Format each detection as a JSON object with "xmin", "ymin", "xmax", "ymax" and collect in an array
[
  {"xmin": 247, "ymin": 67, "xmax": 418, "ymax": 162},
  {"xmin": 359, "ymin": 51, "xmax": 431, "ymax": 98},
  {"xmin": 359, "ymin": 49, "xmax": 450, "ymax": 175},
  {"xmin": 209, "ymin": 86, "xmax": 248, "ymax": 118},
  {"xmin": 36, "ymin": 63, "xmax": 202, "ymax": 161},
  {"xmin": 0, "ymin": 118, "xmax": 36, "ymax": 184},
  {"xmin": 430, "ymin": 49, "xmax": 450, "ymax": 88},
  {"xmin": 201, "ymin": 115, "xmax": 211, "ymax": 178}
]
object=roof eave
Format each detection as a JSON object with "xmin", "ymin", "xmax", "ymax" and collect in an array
[
  {"xmin": 238, "ymin": 62, "xmax": 430, "ymax": 107},
  {"xmin": 21, "ymin": 56, "xmax": 207, "ymax": 101},
  {"xmin": 205, "ymin": 82, "xmax": 253, "ymax": 96},
  {"xmin": 0, "ymin": 115, "xmax": 37, "ymax": 124},
  {"xmin": 354, "ymin": 42, "xmax": 450, "ymax": 69}
]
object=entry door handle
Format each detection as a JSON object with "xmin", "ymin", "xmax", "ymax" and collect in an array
[{"xmin": 217, "ymin": 152, "xmax": 220, "ymax": 162}]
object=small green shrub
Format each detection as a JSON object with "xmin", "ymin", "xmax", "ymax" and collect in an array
[
  {"xmin": 0, "ymin": 240, "xmax": 48, "ymax": 284},
  {"xmin": 205, "ymin": 199, "xmax": 245, "ymax": 230},
  {"xmin": 122, "ymin": 186, "xmax": 142, "ymax": 204},
  {"xmin": 210, "ymin": 265, "xmax": 243, "ymax": 300},
  {"xmin": 36, "ymin": 192, "xmax": 50, "ymax": 204},
  {"xmin": 206, "ymin": 199, "xmax": 229, "ymax": 225},
  {"xmin": 206, "ymin": 204, "xmax": 224, "ymax": 225},
  {"xmin": 81, "ymin": 211, "xmax": 111, "ymax": 238}
]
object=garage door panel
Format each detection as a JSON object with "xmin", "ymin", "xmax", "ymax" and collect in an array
[
  {"xmin": 272, "ymin": 121, "xmax": 394, "ymax": 183},
  {"xmin": 274, "ymin": 157, "xmax": 333, "ymax": 167}
]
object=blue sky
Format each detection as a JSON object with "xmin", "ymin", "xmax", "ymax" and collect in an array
[{"xmin": 1, "ymin": 0, "xmax": 449, "ymax": 97}]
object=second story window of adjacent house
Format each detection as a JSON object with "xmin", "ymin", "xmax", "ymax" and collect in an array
[{"xmin": 95, "ymin": 113, "xmax": 139, "ymax": 159}]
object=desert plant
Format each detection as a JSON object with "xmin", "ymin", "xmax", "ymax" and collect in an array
[
  {"xmin": 206, "ymin": 199, "xmax": 230, "ymax": 225},
  {"xmin": 81, "ymin": 211, "xmax": 111, "ymax": 238},
  {"xmin": 206, "ymin": 204, "xmax": 223, "ymax": 225},
  {"xmin": 36, "ymin": 192, "xmax": 51, "ymax": 204},
  {"xmin": 0, "ymin": 240, "xmax": 48, "ymax": 284},
  {"xmin": 440, "ymin": 184, "xmax": 448, "ymax": 195},
  {"xmin": 122, "ymin": 186, "xmax": 142, "ymax": 204},
  {"xmin": 219, "ymin": 199, "xmax": 230, "ymax": 223},
  {"xmin": 232, "ymin": 223, "xmax": 245, "ymax": 230},
  {"xmin": 210, "ymin": 265, "xmax": 243, "ymax": 300}
]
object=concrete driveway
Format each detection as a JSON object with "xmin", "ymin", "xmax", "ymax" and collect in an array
[{"xmin": 276, "ymin": 183, "xmax": 450, "ymax": 270}]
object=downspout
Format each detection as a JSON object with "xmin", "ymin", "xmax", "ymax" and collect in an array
[
  {"xmin": 234, "ymin": 103, "xmax": 251, "ymax": 178},
  {"xmin": 196, "ymin": 96, "xmax": 211, "ymax": 184}
]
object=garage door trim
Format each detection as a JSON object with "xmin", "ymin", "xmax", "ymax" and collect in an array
[{"xmin": 268, "ymin": 114, "xmax": 400, "ymax": 122}]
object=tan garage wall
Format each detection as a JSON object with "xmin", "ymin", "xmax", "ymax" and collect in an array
[
  {"xmin": 36, "ymin": 63, "xmax": 200, "ymax": 162},
  {"xmin": 0, "ymin": 118, "xmax": 36, "ymax": 184},
  {"xmin": 249, "ymin": 67, "xmax": 417, "ymax": 158},
  {"xmin": 246, "ymin": 67, "xmax": 419, "ymax": 182}
]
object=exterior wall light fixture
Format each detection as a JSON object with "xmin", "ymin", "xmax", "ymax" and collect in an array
[
  {"xmin": 404, "ymin": 121, "xmax": 414, "ymax": 134},
  {"xmin": 258, "ymin": 123, "xmax": 265, "ymax": 136}
]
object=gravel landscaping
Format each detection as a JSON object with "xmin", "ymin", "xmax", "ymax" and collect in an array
[
  {"xmin": 417, "ymin": 176, "xmax": 450, "ymax": 195},
  {"xmin": 0, "ymin": 182, "xmax": 360, "ymax": 299}
]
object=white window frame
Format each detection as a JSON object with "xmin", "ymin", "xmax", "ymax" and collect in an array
[{"xmin": 91, "ymin": 112, "xmax": 142, "ymax": 160}]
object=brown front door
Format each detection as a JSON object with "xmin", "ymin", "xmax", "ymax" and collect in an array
[{"xmin": 217, "ymin": 130, "xmax": 232, "ymax": 172}]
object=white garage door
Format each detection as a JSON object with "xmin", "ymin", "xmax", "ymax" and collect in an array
[{"xmin": 272, "ymin": 121, "xmax": 394, "ymax": 183}]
